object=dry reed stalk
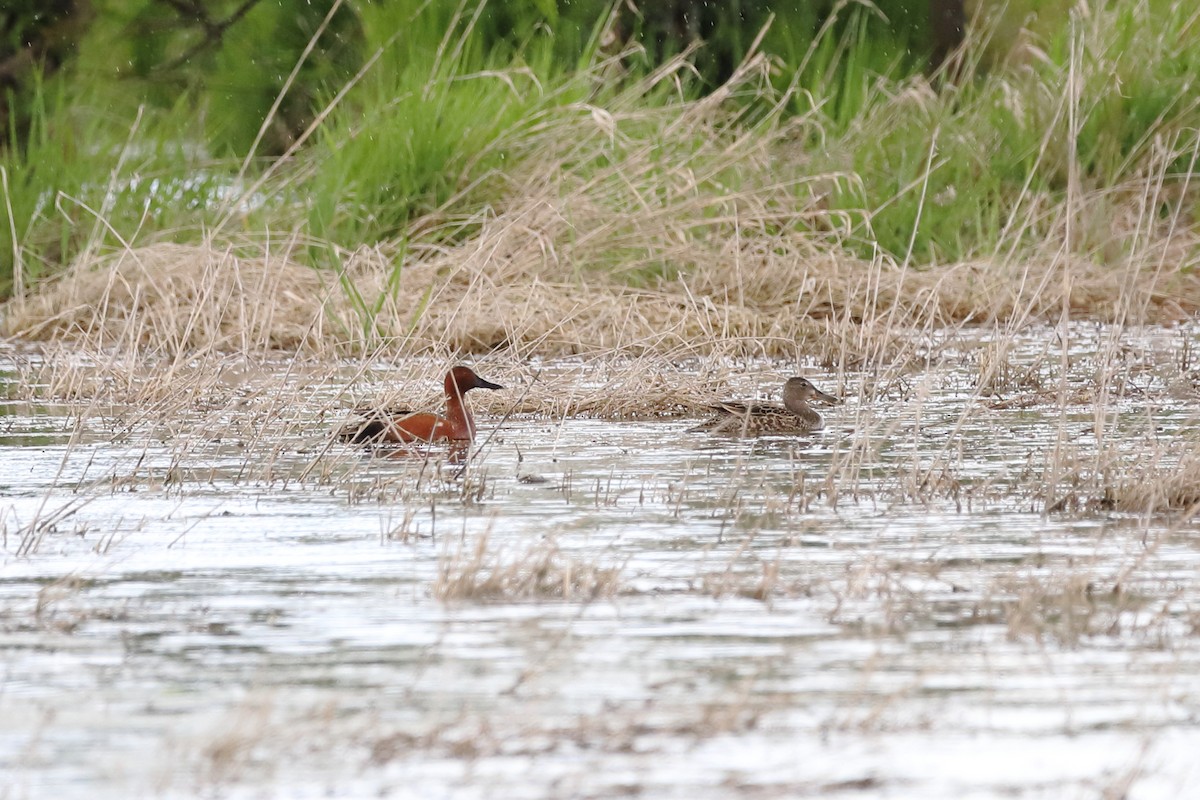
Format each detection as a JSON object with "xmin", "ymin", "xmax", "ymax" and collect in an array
[
  {"xmin": 988, "ymin": 560, "xmax": 1183, "ymax": 647},
  {"xmin": 1108, "ymin": 444, "xmax": 1200, "ymax": 517}
]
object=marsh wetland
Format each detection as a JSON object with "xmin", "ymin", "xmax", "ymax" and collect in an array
[
  {"xmin": 6, "ymin": 1, "xmax": 1200, "ymax": 797},
  {"xmin": 3, "ymin": 322, "xmax": 1200, "ymax": 799}
]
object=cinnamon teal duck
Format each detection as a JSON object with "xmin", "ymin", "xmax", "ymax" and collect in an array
[
  {"xmin": 692, "ymin": 376, "xmax": 839, "ymax": 435},
  {"xmin": 339, "ymin": 366, "xmax": 503, "ymax": 444}
]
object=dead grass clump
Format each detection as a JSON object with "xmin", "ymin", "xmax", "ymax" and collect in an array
[
  {"xmin": 2, "ymin": 242, "xmax": 337, "ymax": 356},
  {"xmin": 10, "ymin": 343, "xmax": 258, "ymax": 411},
  {"xmin": 990, "ymin": 564, "xmax": 1184, "ymax": 649},
  {"xmin": 197, "ymin": 696, "xmax": 278, "ymax": 788},
  {"xmin": 434, "ymin": 531, "xmax": 623, "ymax": 603},
  {"xmin": 1033, "ymin": 422, "xmax": 1200, "ymax": 518},
  {"xmin": 998, "ymin": 570, "xmax": 1118, "ymax": 646},
  {"xmin": 1110, "ymin": 449, "xmax": 1200, "ymax": 516}
]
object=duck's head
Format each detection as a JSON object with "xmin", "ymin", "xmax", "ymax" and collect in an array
[
  {"xmin": 446, "ymin": 366, "xmax": 504, "ymax": 397},
  {"xmin": 782, "ymin": 377, "xmax": 839, "ymax": 410}
]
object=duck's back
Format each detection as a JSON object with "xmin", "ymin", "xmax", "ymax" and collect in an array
[{"xmin": 693, "ymin": 400, "xmax": 822, "ymax": 435}]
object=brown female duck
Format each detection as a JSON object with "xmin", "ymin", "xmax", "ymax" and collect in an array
[{"xmin": 693, "ymin": 376, "xmax": 839, "ymax": 435}]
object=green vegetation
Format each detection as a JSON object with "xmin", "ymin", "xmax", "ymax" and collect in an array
[
  {"xmin": 2, "ymin": 0, "xmax": 1199, "ymax": 348},
  {"xmin": 819, "ymin": 0, "xmax": 1200, "ymax": 265}
]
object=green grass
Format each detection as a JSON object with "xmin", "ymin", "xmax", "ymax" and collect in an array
[
  {"xmin": 0, "ymin": 72, "xmax": 227, "ymax": 295},
  {"xmin": 814, "ymin": 1, "xmax": 1200, "ymax": 264}
]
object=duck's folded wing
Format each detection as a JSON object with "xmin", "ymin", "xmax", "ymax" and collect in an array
[
  {"xmin": 339, "ymin": 411, "xmax": 414, "ymax": 443},
  {"xmin": 710, "ymin": 401, "xmax": 780, "ymax": 416},
  {"xmin": 350, "ymin": 404, "xmax": 411, "ymax": 417}
]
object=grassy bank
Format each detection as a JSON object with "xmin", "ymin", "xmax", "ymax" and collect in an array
[{"xmin": 2, "ymin": 1, "xmax": 1199, "ymax": 360}]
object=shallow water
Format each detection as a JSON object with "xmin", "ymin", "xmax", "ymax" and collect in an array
[{"xmin": 3, "ymin": 328, "xmax": 1200, "ymax": 799}]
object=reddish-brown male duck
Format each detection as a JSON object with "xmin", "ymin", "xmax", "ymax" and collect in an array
[{"xmin": 340, "ymin": 366, "xmax": 503, "ymax": 444}]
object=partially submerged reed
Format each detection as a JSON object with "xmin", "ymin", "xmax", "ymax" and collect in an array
[
  {"xmin": 434, "ymin": 530, "xmax": 623, "ymax": 603},
  {"xmin": 5, "ymin": 316, "xmax": 1200, "ymax": 526}
]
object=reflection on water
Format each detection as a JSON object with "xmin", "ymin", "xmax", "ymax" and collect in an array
[{"xmin": 3, "ymin": 330, "xmax": 1200, "ymax": 799}]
